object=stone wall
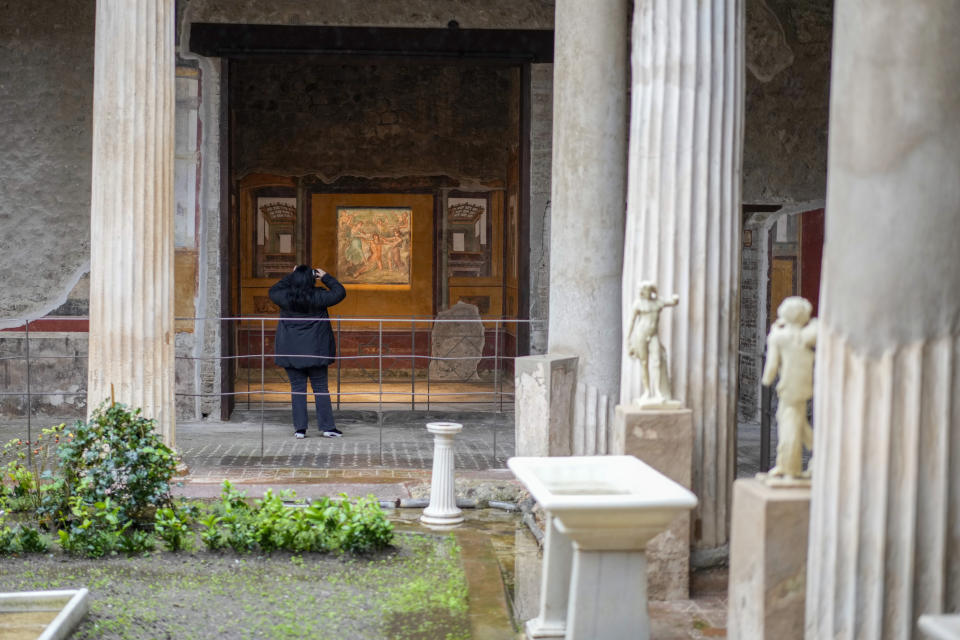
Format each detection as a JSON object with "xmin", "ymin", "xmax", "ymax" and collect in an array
[
  {"xmin": 528, "ymin": 64, "xmax": 553, "ymax": 355},
  {"xmin": 0, "ymin": 0, "xmax": 94, "ymax": 324},
  {"xmin": 743, "ymin": 0, "xmax": 832, "ymax": 204}
]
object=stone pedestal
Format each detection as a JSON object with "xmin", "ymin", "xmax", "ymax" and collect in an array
[
  {"xmin": 620, "ymin": 0, "xmax": 744, "ymax": 548},
  {"xmin": 515, "ymin": 354, "xmax": 578, "ymax": 457},
  {"xmin": 728, "ymin": 479, "xmax": 809, "ymax": 640},
  {"xmin": 420, "ymin": 422, "xmax": 463, "ymax": 527},
  {"xmin": 612, "ymin": 405, "xmax": 693, "ymax": 600},
  {"xmin": 509, "ymin": 456, "xmax": 697, "ymax": 640},
  {"xmin": 86, "ymin": 0, "xmax": 176, "ymax": 445}
]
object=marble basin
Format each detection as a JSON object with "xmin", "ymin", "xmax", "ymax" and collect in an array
[{"xmin": 508, "ymin": 455, "xmax": 698, "ymax": 550}]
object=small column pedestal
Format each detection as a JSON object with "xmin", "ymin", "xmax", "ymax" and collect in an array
[
  {"xmin": 612, "ymin": 405, "xmax": 693, "ymax": 600},
  {"xmin": 728, "ymin": 478, "xmax": 810, "ymax": 640},
  {"xmin": 421, "ymin": 422, "xmax": 464, "ymax": 527}
]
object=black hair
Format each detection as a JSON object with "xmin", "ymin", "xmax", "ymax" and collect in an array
[{"xmin": 287, "ymin": 265, "xmax": 316, "ymax": 312}]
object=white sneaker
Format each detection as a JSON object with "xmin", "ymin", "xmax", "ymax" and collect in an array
[{"xmin": 295, "ymin": 432, "xmax": 306, "ymax": 439}]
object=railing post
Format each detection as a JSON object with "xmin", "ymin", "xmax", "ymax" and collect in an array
[
  {"xmin": 379, "ymin": 320, "xmax": 383, "ymax": 464},
  {"xmin": 260, "ymin": 318, "xmax": 265, "ymax": 463},
  {"xmin": 494, "ymin": 318, "xmax": 501, "ymax": 413},
  {"xmin": 426, "ymin": 324, "xmax": 431, "ymax": 413},
  {"xmin": 410, "ymin": 317, "xmax": 416, "ymax": 411},
  {"xmin": 336, "ymin": 318, "xmax": 342, "ymax": 410},
  {"xmin": 25, "ymin": 319, "xmax": 32, "ymax": 467}
]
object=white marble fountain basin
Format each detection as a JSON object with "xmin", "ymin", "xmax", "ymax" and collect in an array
[{"xmin": 508, "ymin": 455, "xmax": 698, "ymax": 550}]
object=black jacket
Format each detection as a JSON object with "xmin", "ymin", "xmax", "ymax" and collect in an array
[{"xmin": 268, "ymin": 273, "xmax": 347, "ymax": 369}]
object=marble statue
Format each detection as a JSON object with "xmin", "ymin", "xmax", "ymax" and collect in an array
[
  {"xmin": 627, "ymin": 281, "xmax": 681, "ymax": 409},
  {"xmin": 760, "ymin": 296, "xmax": 817, "ymax": 481}
]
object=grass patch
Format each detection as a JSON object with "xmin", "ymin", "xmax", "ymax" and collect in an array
[{"xmin": 0, "ymin": 532, "xmax": 469, "ymax": 640}]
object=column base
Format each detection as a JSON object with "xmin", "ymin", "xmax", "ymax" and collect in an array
[
  {"xmin": 727, "ymin": 478, "xmax": 809, "ymax": 640},
  {"xmin": 525, "ymin": 617, "xmax": 566, "ymax": 639},
  {"xmin": 420, "ymin": 512, "xmax": 464, "ymax": 527},
  {"xmin": 612, "ymin": 405, "xmax": 693, "ymax": 600}
]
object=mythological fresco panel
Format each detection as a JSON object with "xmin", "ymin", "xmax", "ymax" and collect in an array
[{"xmin": 336, "ymin": 207, "xmax": 412, "ymax": 285}]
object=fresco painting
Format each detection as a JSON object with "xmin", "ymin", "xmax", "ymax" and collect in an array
[{"xmin": 336, "ymin": 207, "xmax": 412, "ymax": 285}]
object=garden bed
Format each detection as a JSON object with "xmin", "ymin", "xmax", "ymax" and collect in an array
[{"xmin": 0, "ymin": 531, "xmax": 470, "ymax": 640}]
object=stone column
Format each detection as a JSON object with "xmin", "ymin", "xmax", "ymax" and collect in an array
[
  {"xmin": 621, "ymin": 0, "xmax": 744, "ymax": 547},
  {"xmin": 86, "ymin": 0, "xmax": 176, "ymax": 445},
  {"xmin": 544, "ymin": 0, "xmax": 629, "ymax": 453},
  {"xmin": 805, "ymin": 1, "xmax": 960, "ymax": 638}
]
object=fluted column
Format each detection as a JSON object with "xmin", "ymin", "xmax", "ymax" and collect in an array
[
  {"xmin": 546, "ymin": 0, "xmax": 629, "ymax": 454},
  {"xmin": 806, "ymin": 2, "xmax": 960, "ymax": 638},
  {"xmin": 621, "ymin": 0, "xmax": 744, "ymax": 547},
  {"xmin": 87, "ymin": 0, "xmax": 175, "ymax": 445}
]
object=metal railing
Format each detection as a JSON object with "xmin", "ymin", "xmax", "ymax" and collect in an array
[{"xmin": 0, "ymin": 315, "xmax": 540, "ymax": 466}]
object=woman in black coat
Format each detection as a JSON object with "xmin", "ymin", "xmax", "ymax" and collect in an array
[{"xmin": 269, "ymin": 265, "xmax": 347, "ymax": 437}]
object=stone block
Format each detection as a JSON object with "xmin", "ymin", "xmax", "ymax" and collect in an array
[
  {"xmin": 611, "ymin": 405, "xmax": 693, "ymax": 600},
  {"xmin": 728, "ymin": 478, "xmax": 810, "ymax": 640},
  {"xmin": 428, "ymin": 302, "xmax": 484, "ymax": 381},
  {"xmin": 514, "ymin": 354, "xmax": 578, "ymax": 457}
]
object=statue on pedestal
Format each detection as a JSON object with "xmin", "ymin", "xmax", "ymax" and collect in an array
[
  {"xmin": 760, "ymin": 296, "xmax": 817, "ymax": 482},
  {"xmin": 627, "ymin": 281, "xmax": 681, "ymax": 409}
]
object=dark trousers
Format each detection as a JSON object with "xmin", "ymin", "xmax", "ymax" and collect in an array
[{"xmin": 285, "ymin": 365, "xmax": 335, "ymax": 432}]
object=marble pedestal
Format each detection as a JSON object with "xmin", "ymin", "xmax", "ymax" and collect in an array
[
  {"xmin": 728, "ymin": 479, "xmax": 810, "ymax": 640},
  {"xmin": 420, "ymin": 422, "xmax": 464, "ymax": 527},
  {"xmin": 612, "ymin": 406, "xmax": 693, "ymax": 599},
  {"xmin": 509, "ymin": 456, "xmax": 697, "ymax": 640},
  {"xmin": 515, "ymin": 354, "xmax": 578, "ymax": 457}
]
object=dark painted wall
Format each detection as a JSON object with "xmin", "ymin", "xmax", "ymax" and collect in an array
[{"xmin": 231, "ymin": 59, "xmax": 517, "ymax": 183}]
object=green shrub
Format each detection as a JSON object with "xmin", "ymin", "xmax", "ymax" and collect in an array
[
  {"xmin": 155, "ymin": 507, "xmax": 193, "ymax": 552},
  {"xmin": 57, "ymin": 402, "xmax": 177, "ymax": 528},
  {"xmin": 0, "ymin": 424, "xmax": 67, "ymax": 520},
  {"xmin": 0, "ymin": 521, "xmax": 15, "ymax": 553},
  {"xmin": 118, "ymin": 529, "xmax": 156, "ymax": 555},
  {"xmin": 15, "ymin": 526, "xmax": 51, "ymax": 553},
  {"xmin": 57, "ymin": 496, "xmax": 130, "ymax": 558},
  {"xmin": 205, "ymin": 484, "xmax": 393, "ymax": 555},
  {"xmin": 199, "ymin": 513, "xmax": 227, "ymax": 551}
]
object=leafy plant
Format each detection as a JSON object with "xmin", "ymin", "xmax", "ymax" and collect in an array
[
  {"xmin": 56, "ymin": 401, "xmax": 177, "ymax": 529},
  {"xmin": 58, "ymin": 496, "xmax": 130, "ymax": 558},
  {"xmin": 155, "ymin": 507, "xmax": 193, "ymax": 552},
  {"xmin": 0, "ymin": 424, "xmax": 68, "ymax": 520},
  {"xmin": 15, "ymin": 525, "xmax": 51, "ymax": 553},
  {"xmin": 117, "ymin": 529, "xmax": 156, "ymax": 555},
  {"xmin": 199, "ymin": 513, "xmax": 227, "ymax": 551},
  {"xmin": 0, "ymin": 521, "xmax": 15, "ymax": 553}
]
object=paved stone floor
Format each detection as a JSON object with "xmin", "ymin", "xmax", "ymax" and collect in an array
[
  {"xmin": 177, "ymin": 408, "xmax": 515, "ymax": 472},
  {"xmin": 1, "ymin": 409, "xmax": 772, "ymax": 478}
]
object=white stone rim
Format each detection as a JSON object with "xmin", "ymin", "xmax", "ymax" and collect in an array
[{"xmin": 425, "ymin": 421, "xmax": 463, "ymax": 434}]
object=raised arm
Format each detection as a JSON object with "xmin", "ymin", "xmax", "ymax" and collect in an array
[{"xmin": 311, "ymin": 272, "xmax": 347, "ymax": 308}]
